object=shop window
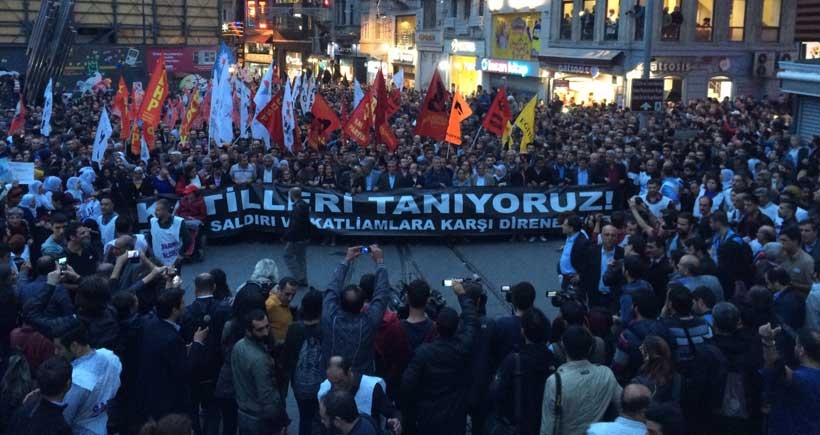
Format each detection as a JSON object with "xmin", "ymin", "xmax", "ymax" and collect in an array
[
  {"xmin": 728, "ymin": 0, "xmax": 745, "ymax": 41},
  {"xmin": 396, "ymin": 16, "xmax": 416, "ymax": 46},
  {"xmin": 695, "ymin": 0, "xmax": 713, "ymax": 41},
  {"xmin": 663, "ymin": 77, "xmax": 682, "ymax": 102},
  {"xmin": 605, "ymin": 0, "xmax": 620, "ymax": 40},
  {"xmin": 707, "ymin": 76, "xmax": 732, "ymax": 100},
  {"xmin": 662, "ymin": 0, "xmax": 683, "ymax": 41},
  {"xmin": 560, "ymin": 0, "xmax": 573, "ymax": 39},
  {"xmin": 761, "ymin": 0, "xmax": 780, "ymax": 42},
  {"xmin": 632, "ymin": 0, "xmax": 645, "ymax": 41},
  {"xmin": 580, "ymin": 0, "xmax": 596, "ymax": 40}
]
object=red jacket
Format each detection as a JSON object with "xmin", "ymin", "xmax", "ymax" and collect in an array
[{"xmin": 175, "ymin": 194, "xmax": 207, "ymax": 221}]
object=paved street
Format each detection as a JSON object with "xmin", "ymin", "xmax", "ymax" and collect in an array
[{"xmin": 180, "ymin": 237, "xmax": 565, "ymax": 429}]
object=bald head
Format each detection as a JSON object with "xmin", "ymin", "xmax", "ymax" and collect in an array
[
  {"xmin": 678, "ymin": 254, "xmax": 700, "ymax": 276},
  {"xmin": 621, "ymin": 383, "xmax": 652, "ymax": 419},
  {"xmin": 194, "ymin": 272, "xmax": 214, "ymax": 294},
  {"xmin": 115, "ymin": 235, "xmax": 135, "ymax": 251}
]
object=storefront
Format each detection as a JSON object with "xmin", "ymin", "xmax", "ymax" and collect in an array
[
  {"xmin": 244, "ymin": 52, "xmax": 274, "ymax": 78},
  {"xmin": 416, "ymin": 30, "xmax": 444, "ymax": 91},
  {"xmin": 539, "ymin": 48, "xmax": 624, "ymax": 107},
  {"xmin": 284, "ymin": 52, "xmax": 304, "ymax": 79},
  {"xmin": 479, "ymin": 58, "xmax": 544, "ymax": 96},
  {"xmin": 446, "ymin": 38, "xmax": 484, "ymax": 97},
  {"xmin": 625, "ymin": 55, "xmax": 782, "ymax": 102},
  {"xmin": 388, "ymin": 47, "xmax": 416, "ymax": 89}
]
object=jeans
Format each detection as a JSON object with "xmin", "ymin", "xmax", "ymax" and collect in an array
[
  {"xmin": 237, "ymin": 410, "xmax": 267, "ymax": 435},
  {"xmin": 192, "ymin": 381, "xmax": 221, "ymax": 435},
  {"xmin": 219, "ymin": 398, "xmax": 238, "ymax": 435},
  {"xmin": 283, "ymin": 240, "xmax": 308, "ymax": 284},
  {"xmin": 296, "ymin": 397, "xmax": 320, "ymax": 435}
]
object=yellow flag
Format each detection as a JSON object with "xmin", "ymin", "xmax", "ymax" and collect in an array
[
  {"xmin": 445, "ymin": 91, "xmax": 473, "ymax": 145},
  {"xmin": 501, "ymin": 120, "xmax": 513, "ymax": 150},
  {"xmin": 513, "ymin": 95, "xmax": 536, "ymax": 153}
]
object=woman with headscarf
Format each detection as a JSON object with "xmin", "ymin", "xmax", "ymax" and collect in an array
[
  {"xmin": 18, "ymin": 194, "xmax": 38, "ymax": 224},
  {"xmin": 65, "ymin": 177, "xmax": 84, "ymax": 202},
  {"xmin": 79, "ymin": 167, "xmax": 97, "ymax": 197},
  {"xmin": 27, "ymin": 181, "xmax": 53, "ymax": 211}
]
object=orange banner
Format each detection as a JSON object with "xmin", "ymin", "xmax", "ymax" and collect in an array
[
  {"xmin": 482, "ymin": 87, "xmax": 512, "ymax": 137},
  {"xmin": 309, "ymin": 93, "xmax": 342, "ymax": 148},
  {"xmin": 113, "ymin": 76, "xmax": 130, "ymax": 140},
  {"xmin": 445, "ymin": 91, "xmax": 473, "ymax": 145},
  {"xmin": 138, "ymin": 53, "xmax": 169, "ymax": 150},
  {"xmin": 180, "ymin": 88, "xmax": 201, "ymax": 146}
]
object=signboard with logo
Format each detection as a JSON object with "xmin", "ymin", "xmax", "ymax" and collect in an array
[
  {"xmin": 146, "ymin": 47, "xmax": 213, "ymax": 74},
  {"xmin": 630, "ymin": 79, "xmax": 664, "ymax": 111},
  {"xmin": 479, "ymin": 58, "xmax": 539, "ymax": 78},
  {"xmin": 649, "ymin": 60, "xmax": 692, "ymax": 73},
  {"xmin": 416, "ymin": 30, "xmax": 443, "ymax": 51},
  {"xmin": 450, "ymin": 39, "xmax": 477, "ymax": 54},
  {"xmin": 492, "ymin": 13, "xmax": 541, "ymax": 60},
  {"xmin": 556, "ymin": 64, "xmax": 603, "ymax": 76}
]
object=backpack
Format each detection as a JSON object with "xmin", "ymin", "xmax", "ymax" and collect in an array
[{"xmin": 292, "ymin": 326, "xmax": 324, "ymax": 400}]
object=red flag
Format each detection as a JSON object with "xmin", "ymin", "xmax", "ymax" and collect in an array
[
  {"xmin": 130, "ymin": 82, "xmax": 144, "ymax": 123},
  {"xmin": 113, "ymin": 77, "xmax": 130, "ymax": 139},
  {"xmin": 343, "ymin": 88, "xmax": 375, "ymax": 145},
  {"xmin": 373, "ymin": 69, "xmax": 398, "ymax": 151},
  {"xmin": 385, "ymin": 88, "xmax": 401, "ymax": 118},
  {"xmin": 8, "ymin": 95, "xmax": 25, "ymax": 136},
  {"xmin": 231, "ymin": 87, "xmax": 241, "ymax": 129},
  {"xmin": 256, "ymin": 89, "xmax": 285, "ymax": 149},
  {"xmin": 309, "ymin": 93, "xmax": 342, "ymax": 148},
  {"xmin": 193, "ymin": 84, "xmax": 212, "ymax": 130},
  {"xmin": 138, "ymin": 53, "xmax": 169, "ymax": 149},
  {"xmin": 414, "ymin": 70, "xmax": 450, "ymax": 141},
  {"xmin": 482, "ymin": 87, "xmax": 513, "ymax": 137}
]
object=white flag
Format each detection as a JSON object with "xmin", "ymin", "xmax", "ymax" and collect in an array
[
  {"xmin": 140, "ymin": 134, "xmax": 150, "ymax": 164},
  {"xmin": 354, "ymin": 79, "xmax": 364, "ymax": 109},
  {"xmin": 92, "ymin": 108, "xmax": 113, "ymax": 163},
  {"xmin": 238, "ymin": 80, "xmax": 251, "ymax": 139},
  {"xmin": 392, "ymin": 70, "xmax": 404, "ymax": 90},
  {"xmin": 291, "ymin": 74, "xmax": 303, "ymax": 107},
  {"xmin": 41, "ymin": 79, "xmax": 53, "ymax": 137},
  {"xmin": 282, "ymin": 78, "xmax": 295, "ymax": 151},
  {"xmin": 252, "ymin": 63, "xmax": 274, "ymax": 148},
  {"xmin": 307, "ymin": 75, "xmax": 317, "ymax": 112},
  {"xmin": 299, "ymin": 75, "xmax": 312, "ymax": 114},
  {"xmin": 209, "ymin": 44, "xmax": 235, "ymax": 147}
]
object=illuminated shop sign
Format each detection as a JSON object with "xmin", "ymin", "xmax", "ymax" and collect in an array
[{"xmin": 479, "ymin": 58, "xmax": 539, "ymax": 77}]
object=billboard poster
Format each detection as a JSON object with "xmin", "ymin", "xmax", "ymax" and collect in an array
[{"xmin": 492, "ymin": 13, "xmax": 542, "ymax": 60}]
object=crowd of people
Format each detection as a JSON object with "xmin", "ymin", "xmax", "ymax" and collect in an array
[{"xmin": 0, "ymin": 69, "xmax": 819, "ymax": 435}]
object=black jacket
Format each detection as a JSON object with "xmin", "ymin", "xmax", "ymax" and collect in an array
[
  {"xmin": 646, "ymin": 256, "xmax": 674, "ymax": 301},
  {"xmin": 401, "ymin": 294, "xmax": 478, "ymax": 435},
  {"xmin": 488, "ymin": 343, "xmax": 555, "ymax": 435},
  {"xmin": 180, "ymin": 296, "xmax": 232, "ymax": 382},
  {"xmin": 135, "ymin": 314, "xmax": 205, "ymax": 420},
  {"xmin": 580, "ymin": 245, "xmax": 625, "ymax": 297},
  {"xmin": 7, "ymin": 398, "xmax": 72, "ymax": 435},
  {"xmin": 283, "ymin": 198, "xmax": 312, "ymax": 242}
]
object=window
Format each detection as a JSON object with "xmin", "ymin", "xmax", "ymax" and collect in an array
[
  {"xmin": 695, "ymin": 0, "xmax": 713, "ymax": 41},
  {"xmin": 478, "ymin": 0, "xmax": 484, "ymax": 16},
  {"xmin": 423, "ymin": 0, "xmax": 436, "ymax": 28},
  {"xmin": 663, "ymin": 77, "xmax": 682, "ymax": 102},
  {"xmin": 464, "ymin": 0, "xmax": 471, "ymax": 18},
  {"xmin": 581, "ymin": 0, "xmax": 596, "ymax": 40},
  {"xmin": 560, "ymin": 0, "xmax": 573, "ymax": 39},
  {"xmin": 761, "ymin": 0, "xmax": 780, "ymax": 41},
  {"xmin": 662, "ymin": 0, "xmax": 682, "ymax": 41},
  {"xmin": 396, "ymin": 16, "xmax": 416, "ymax": 46},
  {"xmin": 451, "ymin": 0, "xmax": 457, "ymax": 17},
  {"xmin": 605, "ymin": 0, "xmax": 620, "ymax": 40},
  {"xmin": 728, "ymin": 0, "xmax": 745, "ymax": 41},
  {"xmin": 633, "ymin": 0, "xmax": 645, "ymax": 40},
  {"xmin": 707, "ymin": 76, "xmax": 732, "ymax": 100}
]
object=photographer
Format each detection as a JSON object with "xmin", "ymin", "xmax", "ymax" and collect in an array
[
  {"xmin": 491, "ymin": 282, "xmax": 539, "ymax": 369},
  {"xmin": 400, "ymin": 279, "xmax": 479, "ymax": 435}
]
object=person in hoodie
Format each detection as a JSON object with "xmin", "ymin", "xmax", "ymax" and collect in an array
[{"xmin": 487, "ymin": 307, "xmax": 555, "ymax": 435}]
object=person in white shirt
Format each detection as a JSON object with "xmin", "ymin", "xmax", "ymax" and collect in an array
[
  {"xmin": 587, "ymin": 383, "xmax": 652, "ymax": 435},
  {"xmin": 55, "ymin": 324, "xmax": 122, "ymax": 435},
  {"xmin": 94, "ymin": 196, "xmax": 118, "ymax": 247},
  {"xmin": 230, "ymin": 153, "xmax": 257, "ymax": 185},
  {"xmin": 639, "ymin": 178, "xmax": 675, "ymax": 219}
]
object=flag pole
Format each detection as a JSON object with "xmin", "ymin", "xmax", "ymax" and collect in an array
[{"xmin": 470, "ymin": 125, "xmax": 483, "ymax": 148}]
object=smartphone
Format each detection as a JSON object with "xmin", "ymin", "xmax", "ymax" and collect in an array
[
  {"xmin": 547, "ymin": 291, "xmax": 559, "ymax": 298},
  {"xmin": 442, "ymin": 279, "xmax": 462, "ymax": 287},
  {"xmin": 500, "ymin": 285, "xmax": 511, "ymax": 292},
  {"xmin": 127, "ymin": 250, "xmax": 140, "ymax": 263},
  {"xmin": 57, "ymin": 257, "xmax": 67, "ymax": 271},
  {"xmin": 360, "ymin": 246, "xmax": 370, "ymax": 254}
]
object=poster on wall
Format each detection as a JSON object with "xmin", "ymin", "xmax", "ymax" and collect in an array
[{"xmin": 492, "ymin": 13, "xmax": 541, "ymax": 60}]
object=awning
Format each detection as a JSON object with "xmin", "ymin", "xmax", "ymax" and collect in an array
[
  {"xmin": 538, "ymin": 48, "xmax": 623, "ymax": 66},
  {"xmin": 245, "ymin": 33, "xmax": 272, "ymax": 44}
]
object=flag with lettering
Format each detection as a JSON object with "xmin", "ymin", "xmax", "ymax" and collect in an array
[
  {"xmin": 298, "ymin": 75, "xmax": 311, "ymax": 114},
  {"xmin": 238, "ymin": 80, "xmax": 251, "ymax": 138},
  {"xmin": 252, "ymin": 63, "xmax": 274, "ymax": 148},
  {"xmin": 256, "ymin": 88, "xmax": 284, "ymax": 148},
  {"xmin": 481, "ymin": 87, "xmax": 512, "ymax": 137},
  {"xmin": 513, "ymin": 95, "xmax": 536, "ymax": 152},
  {"xmin": 209, "ymin": 42, "xmax": 235, "ymax": 146},
  {"xmin": 501, "ymin": 121, "xmax": 513, "ymax": 149},
  {"xmin": 41, "ymin": 79, "xmax": 53, "ymax": 137},
  {"xmin": 445, "ymin": 90, "xmax": 473, "ymax": 145},
  {"xmin": 113, "ymin": 76, "xmax": 130, "ymax": 139},
  {"xmin": 92, "ymin": 107, "xmax": 113, "ymax": 163},
  {"xmin": 308, "ymin": 93, "xmax": 341, "ymax": 148},
  {"xmin": 343, "ymin": 88, "xmax": 375, "ymax": 145},
  {"xmin": 282, "ymin": 77, "xmax": 296, "ymax": 152},
  {"xmin": 180, "ymin": 87, "xmax": 200, "ymax": 146},
  {"xmin": 414, "ymin": 69, "xmax": 450, "ymax": 141},
  {"xmin": 138, "ymin": 53, "xmax": 168, "ymax": 150},
  {"xmin": 8, "ymin": 94, "xmax": 25, "ymax": 136}
]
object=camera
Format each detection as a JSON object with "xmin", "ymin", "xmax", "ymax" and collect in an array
[
  {"xmin": 500, "ymin": 285, "xmax": 513, "ymax": 303},
  {"xmin": 360, "ymin": 246, "xmax": 370, "ymax": 254},
  {"xmin": 127, "ymin": 250, "xmax": 140, "ymax": 263},
  {"xmin": 546, "ymin": 285, "xmax": 582, "ymax": 308},
  {"xmin": 390, "ymin": 282, "xmax": 448, "ymax": 320}
]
